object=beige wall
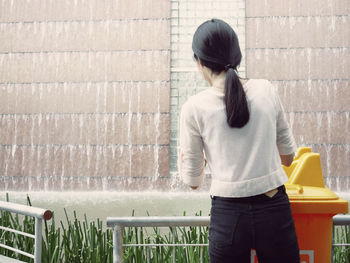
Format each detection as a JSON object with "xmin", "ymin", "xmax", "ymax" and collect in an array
[
  {"xmin": 1, "ymin": 0, "xmax": 349, "ymax": 192},
  {"xmin": 246, "ymin": 0, "xmax": 350, "ymax": 191},
  {"xmin": 0, "ymin": 0, "xmax": 171, "ymax": 190}
]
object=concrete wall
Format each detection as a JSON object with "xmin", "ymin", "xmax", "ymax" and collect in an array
[
  {"xmin": 246, "ymin": 0, "xmax": 350, "ymax": 190},
  {"xmin": 0, "ymin": 0, "xmax": 171, "ymax": 190}
]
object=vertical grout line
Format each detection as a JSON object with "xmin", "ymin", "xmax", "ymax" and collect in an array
[{"xmin": 168, "ymin": 0, "xmax": 247, "ymax": 176}]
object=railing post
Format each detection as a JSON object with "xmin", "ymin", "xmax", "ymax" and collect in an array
[
  {"xmin": 113, "ymin": 225, "xmax": 124, "ymax": 263},
  {"xmin": 146, "ymin": 247, "xmax": 150, "ymax": 263},
  {"xmin": 34, "ymin": 218, "xmax": 42, "ymax": 263},
  {"xmin": 171, "ymin": 227, "xmax": 175, "ymax": 263}
]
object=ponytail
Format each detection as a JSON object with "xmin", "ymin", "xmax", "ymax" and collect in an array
[
  {"xmin": 192, "ymin": 18, "xmax": 249, "ymax": 127},
  {"xmin": 224, "ymin": 68, "xmax": 249, "ymax": 128}
]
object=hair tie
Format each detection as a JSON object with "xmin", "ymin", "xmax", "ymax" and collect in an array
[{"xmin": 224, "ymin": 64, "xmax": 234, "ymax": 71}]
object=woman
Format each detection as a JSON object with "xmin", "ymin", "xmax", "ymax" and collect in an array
[{"xmin": 178, "ymin": 19, "xmax": 300, "ymax": 263}]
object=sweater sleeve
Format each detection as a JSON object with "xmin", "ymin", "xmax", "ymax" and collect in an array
[
  {"xmin": 178, "ymin": 101, "xmax": 205, "ymax": 187},
  {"xmin": 274, "ymin": 86, "xmax": 297, "ymax": 155}
]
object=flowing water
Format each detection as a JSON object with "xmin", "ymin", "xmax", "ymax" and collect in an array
[
  {"xmin": 0, "ymin": 191, "xmax": 212, "ymax": 227},
  {"xmin": 0, "ymin": 0, "xmax": 349, "ymax": 220}
]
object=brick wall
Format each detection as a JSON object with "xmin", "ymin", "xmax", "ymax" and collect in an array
[
  {"xmin": 246, "ymin": 0, "xmax": 350, "ymax": 191},
  {"xmin": 0, "ymin": 0, "xmax": 171, "ymax": 191}
]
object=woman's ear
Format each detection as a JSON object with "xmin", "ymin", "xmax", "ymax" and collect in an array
[
  {"xmin": 197, "ymin": 62, "xmax": 213, "ymax": 86},
  {"xmin": 196, "ymin": 58, "xmax": 203, "ymax": 69},
  {"xmin": 196, "ymin": 59, "xmax": 203, "ymax": 73}
]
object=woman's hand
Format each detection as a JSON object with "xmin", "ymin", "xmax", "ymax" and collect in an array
[{"xmin": 280, "ymin": 153, "xmax": 295, "ymax": 167}]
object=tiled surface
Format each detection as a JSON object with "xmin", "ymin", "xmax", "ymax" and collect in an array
[
  {"xmin": 246, "ymin": 0, "xmax": 349, "ymax": 17},
  {"xmin": 0, "ymin": 145, "xmax": 169, "ymax": 179},
  {"xmin": 1, "ymin": 0, "xmax": 349, "ymax": 190},
  {"xmin": 246, "ymin": 48, "xmax": 349, "ymax": 80},
  {"xmin": 0, "ymin": 113, "xmax": 170, "ymax": 145},
  {"xmin": 0, "ymin": 20, "xmax": 170, "ymax": 52},
  {"xmin": 246, "ymin": 0, "xmax": 350, "ymax": 185},
  {"xmin": 0, "ymin": 82, "xmax": 170, "ymax": 114},
  {"xmin": 0, "ymin": 0, "xmax": 170, "ymax": 22},
  {"xmin": 286, "ymin": 112, "xmax": 350, "ymax": 144},
  {"xmin": 0, "ymin": 0, "xmax": 171, "ymax": 190},
  {"xmin": 246, "ymin": 16, "xmax": 350, "ymax": 48},
  {"xmin": 275, "ymin": 80, "xmax": 349, "ymax": 112},
  {"xmin": 0, "ymin": 51, "xmax": 170, "ymax": 82}
]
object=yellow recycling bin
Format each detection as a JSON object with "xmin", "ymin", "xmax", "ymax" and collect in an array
[{"xmin": 283, "ymin": 147, "xmax": 348, "ymax": 263}]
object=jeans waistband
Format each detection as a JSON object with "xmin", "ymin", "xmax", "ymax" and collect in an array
[{"xmin": 211, "ymin": 185, "xmax": 285, "ymax": 203}]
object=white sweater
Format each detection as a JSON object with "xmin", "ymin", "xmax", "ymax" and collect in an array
[{"xmin": 179, "ymin": 78, "xmax": 297, "ymax": 197}]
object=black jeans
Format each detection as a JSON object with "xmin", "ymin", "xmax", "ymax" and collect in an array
[{"xmin": 209, "ymin": 185, "xmax": 300, "ymax": 263}]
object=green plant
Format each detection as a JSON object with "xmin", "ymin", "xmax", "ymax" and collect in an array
[
  {"xmin": 122, "ymin": 211, "xmax": 209, "ymax": 263},
  {"xmin": 333, "ymin": 225, "xmax": 350, "ymax": 263},
  {"xmin": 1, "ymin": 194, "xmax": 349, "ymax": 263},
  {"xmin": 0, "ymin": 194, "xmax": 209, "ymax": 263}
]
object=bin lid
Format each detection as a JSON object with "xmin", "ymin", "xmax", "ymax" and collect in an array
[
  {"xmin": 286, "ymin": 184, "xmax": 339, "ymax": 200},
  {"xmin": 284, "ymin": 148, "xmax": 348, "ymax": 214},
  {"xmin": 286, "ymin": 184, "xmax": 348, "ymax": 214}
]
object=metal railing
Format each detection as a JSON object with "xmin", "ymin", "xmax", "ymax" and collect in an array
[
  {"xmin": 107, "ymin": 214, "xmax": 350, "ymax": 263},
  {"xmin": 0, "ymin": 200, "xmax": 52, "ymax": 263},
  {"xmin": 332, "ymin": 214, "xmax": 350, "ymax": 261},
  {"xmin": 107, "ymin": 216, "xmax": 210, "ymax": 263}
]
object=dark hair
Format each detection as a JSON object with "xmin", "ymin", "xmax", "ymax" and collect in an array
[{"xmin": 192, "ymin": 19, "xmax": 249, "ymax": 128}]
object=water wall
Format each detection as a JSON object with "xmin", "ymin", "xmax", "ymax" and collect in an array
[
  {"xmin": 246, "ymin": 0, "xmax": 350, "ymax": 192},
  {"xmin": 0, "ymin": 0, "xmax": 349, "ymax": 192},
  {"xmin": 0, "ymin": 0, "xmax": 171, "ymax": 191}
]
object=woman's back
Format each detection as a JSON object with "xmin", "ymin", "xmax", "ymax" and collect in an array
[
  {"xmin": 179, "ymin": 18, "xmax": 300, "ymax": 263},
  {"xmin": 180, "ymin": 78, "xmax": 295, "ymax": 197}
]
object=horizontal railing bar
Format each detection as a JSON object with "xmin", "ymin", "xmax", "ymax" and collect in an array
[
  {"xmin": 0, "ymin": 226, "xmax": 35, "ymax": 239},
  {"xmin": 107, "ymin": 216, "xmax": 210, "ymax": 228},
  {"xmin": 0, "ymin": 243, "xmax": 35, "ymax": 259},
  {"xmin": 123, "ymin": 243, "xmax": 350, "ymax": 248},
  {"xmin": 0, "ymin": 201, "xmax": 52, "ymax": 220},
  {"xmin": 107, "ymin": 215, "xmax": 350, "ymax": 228},
  {"xmin": 332, "ymin": 244, "xmax": 350, "ymax": 247},
  {"xmin": 333, "ymin": 215, "xmax": 350, "ymax": 226},
  {"xmin": 123, "ymin": 243, "xmax": 208, "ymax": 247}
]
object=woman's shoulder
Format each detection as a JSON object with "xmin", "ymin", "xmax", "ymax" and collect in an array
[
  {"xmin": 181, "ymin": 89, "xmax": 218, "ymax": 120},
  {"xmin": 183, "ymin": 89, "xmax": 215, "ymax": 107}
]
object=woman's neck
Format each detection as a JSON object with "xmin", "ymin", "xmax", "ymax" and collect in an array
[
  {"xmin": 210, "ymin": 72, "xmax": 249, "ymax": 92},
  {"xmin": 210, "ymin": 71, "xmax": 226, "ymax": 92}
]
